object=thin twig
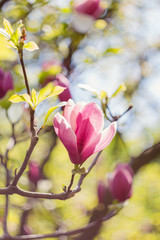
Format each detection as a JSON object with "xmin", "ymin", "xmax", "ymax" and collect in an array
[
  {"xmin": 0, "ymin": 151, "xmax": 103, "ymax": 200},
  {"xmin": 11, "ymin": 137, "xmax": 38, "ymax": 186},
  {"xmin": 18, "ymin": 50, "xmax": 30, "ymax": 96},
  {"xmin": 76, "ymin": 151, "xmax": 102, "ymax": 190},
  {"xmin": 0, "ymin": 210, "xmax": 116, "ymax": 240},
  {"xmin": 67, "ymin": 174, "xmax": 75, "ymax": 192},
  {"xmin": 11, "ymin": 49, "xmax": 39, "ymax": 187}
]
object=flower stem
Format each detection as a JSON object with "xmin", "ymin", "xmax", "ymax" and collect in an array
[{"xmin": 18, "ymin": 49, "xmax": 30, "ymax": 96}]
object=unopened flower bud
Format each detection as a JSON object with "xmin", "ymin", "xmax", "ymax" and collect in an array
[
  {"xmin": 0, "ymin": 68, "xmax": 14, "ymax": 99},
  {"xmin": 22, "ymin": 27, "xmax": 27, "ymax": 40},
  {"xmin": 97, "ymin": 181, "xmax": 108, "ymax": 203},
  {"xmin": 28, "ymin": 161, "xmax": 40, "ymax": 185},
  {"xmin": 108, "ymin": 164, "xmax": 133, "ymax": 202}
]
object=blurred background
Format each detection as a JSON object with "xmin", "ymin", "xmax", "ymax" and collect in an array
[{"xmin": 0, "ymin": 0, "xmax": 160, "ymax": 239}]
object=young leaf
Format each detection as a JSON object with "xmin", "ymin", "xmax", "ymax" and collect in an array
[
  {"xmin": 10, "ymin": 29, "xmax": 21, "ymax": 47},
  {"xmin": 0, "ymin": 28, "xmax": 10, "ymax": 40},
  {"xmin": 111, "ymin": 84, "xmax": 127, "ymax": 98},
  {"xmin": 3, "ymin": 18, "xmax": 13, "ymax": 36},
  {"xmin": 43, "ymin": 102, "xmax": 66, "ymax": 126},
  {"xmin": 47, "ymin": 86, "xmax": 65, "ymax": 98},
  {"xmin": 9, "ymin": 94, "xmax": 25, "ymax": 103},
  {"xmin": 21, "ymin": 94, "xmax": 34, "ymax": 108},
  {"xmin": 38, "ymin": 82, "xmax": 54, "ymax": 100},
  {"xmin": 24, "ymin": 41, "xmax": 39, "ymax": 51},
  {"xmin": 38, "ymin": 85, "xmax": 65, "ymax": 105},
  {"xmin": 100, "ymin": 90, "xmax": 107, "ymax": 100},
  {"xmin": 31, "ymin": 89, "xmax": 37, "ymax": 106},
  {"xmin": 78, "ymin": 84, "xmax": 99, "ymax": 97}
]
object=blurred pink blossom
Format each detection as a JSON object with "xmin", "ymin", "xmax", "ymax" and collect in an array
[
  {"xmin": 97, "ymin": 181, "xmax": 108, "ymax": 203},
  {"xmin": 74, "ymin": 0, "xmax": 104, "ymax": 18},
  {"xmin": 53, "ymin": 99, "xmax": 117, "ymax": 164},
  {"xmin": 72, "ymin": 0, "xmax": 105, "ymax": 33},
  {"xmin": 0, "ymin": 68, "xmax": 14, "ymax": 99},
  {"xmin": 108, "ymin": 164, "xmax": 133, "ymax": 202},
  {"xmin": 54, "ymin": 74, "xmax": 72, "ymax": 102},
  {"xmin": 28, "ymin": 161, "xmax": 40, "ymax": 185}
]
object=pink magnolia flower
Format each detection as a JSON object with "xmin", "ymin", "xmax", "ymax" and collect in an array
[
  {"xmin": 108, "ymin": 164, "xmax": 133, "ymax": 202},
  {"xmin": 72, "ymin": 0, "xmax": 105, "ymax": 33},
  {"xmin": 54, "ymin": 74, "xmax": 72, "ymax": 102},
  {"xmin": 28, "ymin": 162, "xmax": 40, "ymax": 185},
  {"xmin": 53, "ymin": 100, "xmax": 117, "ymax": 165},
  {"xmin": 97, "ymin": 181, "xmax": 108, "ymax": 203},
  {"xmin": 74, "ymin": 0, "xmax": 104, "ymax": 18},
  {"xmin": 0, "ymin": 68, "xmax": 14, "ymax": 99}
]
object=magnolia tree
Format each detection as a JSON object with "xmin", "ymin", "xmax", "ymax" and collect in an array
[{"xmin": 0, "ymin": 0, "xmax": 160, "ymax": 239}]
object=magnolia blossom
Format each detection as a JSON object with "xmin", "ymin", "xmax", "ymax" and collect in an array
[
  {"xmin": 74, "ymin": 0, "xmax": 104, "ymax": 18},
  {"xmin": 0, "ymin": 68, "xmax": 14, "ymax": 99},
  {"xmin": 53, "ymin": 100, "xmax": 117, "ymax": 164},
  {"xmin": 97, "ymin": 181, "xmax": 108, "ymax": 203},
  {"xmin": 72, "ymin": 0, "xmax": 105, "ymax": 33},
  {"xmin": 28, "ymin": 162, "xmax": 40, "ymax": 185},
  {"xmin": 54, "ymin": 74, "xmax": 72, "ymax": 102},
  {"xmin": 108, "ymin": 164, "xmax": 133, "ymax": 202}
]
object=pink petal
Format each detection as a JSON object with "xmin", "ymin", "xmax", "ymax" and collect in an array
[
  {"xmin": 116, "ymin": 164, "xmax": 134, "ymax": 177},
  {"xmin": 76, "ymin": 102, "xmax": 104, "ymax": 134},
  {"xmin": 75, "ymin": 0, "xmax": 100, "ymax": 16},
  {"xmin": 109, "ymin": 168, "xmax": 133, "ymax": 202},
  {"xmin": 56, "ymin": 74, "xmax": 72, "ymax": 102},
  {"xmin": 63, "ymin": 99, "xmax": 75, "ymax": 125},
  {"xmin": 56, "ymin": 74, "xmax": 70, "ymax": 87},
  {"xmin": 70, "ymin": 102, "xmax": 86, "ymax": 132},
  {"xmin": 79, "ymin": 129, "xmax": 101, "ymax": 163},
  {"xmin": 3, "ymin": 72, "xmax": 14, "ymax": 92},
  {"xmin": 78, "ymin": 120, "xmax": 101, "ymax": 163},
  {"xmin": 94, "ymin": 121, "xmax": 117, "ymax": 153},
  {"xmin": 92, "ymin": 5, "xmax": 105, "ymax": 18},
  {"xmin": 53, "ymin": 113, "xmax": 79, "ymax": 164}
]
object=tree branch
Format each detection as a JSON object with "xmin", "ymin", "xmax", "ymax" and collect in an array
[
  {"xmin": 0, "ymin": 210, "xmax": 116, "ymax": 240},
  {"xmin": 76, "ymin": 141, "xmax": 160, "ymax": 240}
]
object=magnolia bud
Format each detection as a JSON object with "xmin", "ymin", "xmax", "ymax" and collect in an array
[
  {"xmin": 22, "ymin": 27, "xmax": 27, "ymax": 40},
  {"xmin": 28, "ymin": 162, "xmax": 40, "ymax": 185},
  {"xmin": 108, "ymin": 164, "xmax": 133, "ymax": 202},
  {"xmin": 0, "ymin": 68, "xmax": 14, "ymax": 99},
  {"xmin": 97, "ymin": 181, "xmax": 107, "ymax": 203}
]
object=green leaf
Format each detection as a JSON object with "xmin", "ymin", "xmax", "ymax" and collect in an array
[
  {"xmin": 0, "ymin": 36, "xmax": 17, "ymax": 60},
  {"xmin": 78, "ymin": 84, "xmax": 99, "ymax": 97},
  {"xmin": 104, "ymin": 48, "xmax": 121, "ymax": 55},
  {"xmin": 43, "ymin": 102, "xmax": 66, "ymax": 126},
  {"xmin": 9, "ymin": 94, "xmax": 25, "ymax": 103},
  {"xmin": 21, "ymin": 94, "xmax": 34, "ymax": 108},
  {"xmin": 3, "ymin": 18, "xmax": 13, "ymax": 36},
  {"xmin": 9, "ymin": 93, "xmax": 34, "ymax": 108},
  {"xmin": 44, "ymin": 106, "xmax": 57, "ymax": 126},
  {"xmin": 38, "ymin": 85, "xmax": 65, "ymax": 105},
  {"xmin": 10, "ymin": 29, "xmax": 21, "ymax": 47},
  {"xmin": 31, "ymin": 89, "xmax": 37, "ymax": 106},
  {"xmin": 38, "ymin": 83, "xmax": 54, "ymax": 99},
  {"xmin": 47, "ymin": 86, "xmax": 65, "ymax": 98},
  {"xmin": 24, "ymin": 41, "xmax": 39, "ymax": 51},
  {"xmin": 0, "ymin": 28, "xmax": 10, "ymax": 40},
  {"xmin": 100, "ymin": 90, "xmax": 107, "ymax": 100},
  {"xmin": 111, "ymin": 84, "xmax": 127, "ymax": 98}
]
